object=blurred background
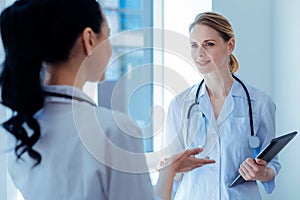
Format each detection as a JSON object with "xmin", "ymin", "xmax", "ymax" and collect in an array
[{"xmin": 0, "ymin": 0, "xmax": 299, "ymax": 199}]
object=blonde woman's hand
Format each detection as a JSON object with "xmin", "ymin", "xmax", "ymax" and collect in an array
[{"xmin": 239, "ymin": 158, "xmax": 275, "ymax": 182}]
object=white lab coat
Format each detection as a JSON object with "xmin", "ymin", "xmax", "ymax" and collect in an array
[
  {"xmin": 164, "ymin": 78, "xmax": 281, "ymax": 200},
  {"xmin": 4, "ymin": 85, "xmax": 155, "ymax": 200}
]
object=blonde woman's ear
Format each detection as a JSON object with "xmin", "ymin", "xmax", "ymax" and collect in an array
[{"xmin": 227, "ymin": 37, "xmax": 235, "ymax": 55}]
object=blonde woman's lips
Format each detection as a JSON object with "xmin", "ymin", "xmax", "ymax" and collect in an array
[{"xmin": 196, "ymin": 58, "xmax": 210, "ymax": 66}]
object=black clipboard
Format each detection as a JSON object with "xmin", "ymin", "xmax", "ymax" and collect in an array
[{"xmin": 229, "ymin": 131, "xmax": 298, "ymax": 188}]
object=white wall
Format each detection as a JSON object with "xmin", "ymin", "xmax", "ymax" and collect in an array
[
  {"xmin": 214, "ymin": 0, "xmax": 300, "ymax": 199},
  {"xmin": 213, "ymin": 0, "xmax": 273, "ymax": 95},
  {"xmin": 271, "ymin": 0, "xmax": 300, "ymax": 199}
]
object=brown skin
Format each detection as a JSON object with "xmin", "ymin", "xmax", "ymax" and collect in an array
[{"xmin": 155, "ymin": 148, "xmax": 215, "ymax": 200}]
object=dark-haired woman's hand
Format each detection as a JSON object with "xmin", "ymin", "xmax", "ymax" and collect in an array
[
  {"xmin": 155, "ymin": 148, "xmax": 215, "ymax": 200},
  {"xmin": 158, "ymin": 148, "xmax": 215, "ymax": 173}
]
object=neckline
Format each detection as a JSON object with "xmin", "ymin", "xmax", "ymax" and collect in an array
[
  {"xmin": 42, "ymin": 85, "xmax": 97, "ymax": 107},
  {"xmin": 43, "ymin": 91, "xmax": 97, "ymax": 107}
]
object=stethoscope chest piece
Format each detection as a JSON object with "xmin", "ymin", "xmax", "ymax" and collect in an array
[{"xmin": 248, "ymin": 135, "xmax": 260, "ymax": 149}]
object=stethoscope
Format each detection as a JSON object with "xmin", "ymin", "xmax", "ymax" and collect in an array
[
  {"xmin": 186, "ymin": 74, "xmax": 260, "ymax": 157},
  {"xmin": 42, "ymin": 91, "xmax": 97, "ymax": 107}
]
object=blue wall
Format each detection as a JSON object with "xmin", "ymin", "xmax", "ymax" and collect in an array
[{"xmin": 213, "ymin": 0, "xmax": 300, "ymax": 199}]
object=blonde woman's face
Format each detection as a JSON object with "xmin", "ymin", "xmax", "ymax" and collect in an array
[{"xmin": 189, "ymin": 24, "xmax": 233, "ymax": 75}]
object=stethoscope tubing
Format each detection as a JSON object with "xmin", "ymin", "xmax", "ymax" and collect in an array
[
  {"xmin": 187, "ymin": 74, "xmax": 254, "ymax": 136},
  {"xmin": 186, "ymin": 74, "xmax": 260, "ymax": 156}
]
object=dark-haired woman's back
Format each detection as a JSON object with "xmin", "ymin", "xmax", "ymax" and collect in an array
[{"xmin": 5, "ymin": 85, "xmax": 154, "ymax": 200}]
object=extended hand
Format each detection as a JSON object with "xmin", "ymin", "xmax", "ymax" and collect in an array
[
  {"xmin": 160, "ymin": 148, "xmax": 215, "ymax": 173},
  {"xmin": 155, "ymin": 148, "xmax": 215, "ymax": 200}
]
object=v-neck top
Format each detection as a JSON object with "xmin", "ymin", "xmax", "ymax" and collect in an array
[{"xmin": 164, "ymin": 78, "xmax": 281, "ymax": 200}]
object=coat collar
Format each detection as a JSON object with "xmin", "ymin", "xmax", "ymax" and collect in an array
[
  {"xmin": 194, "ymin": 78, "xmax": 255, "ymax": 125},
  {"xmin": 42, "ymin": 85, "xmax": 97, "ymax": 106}
]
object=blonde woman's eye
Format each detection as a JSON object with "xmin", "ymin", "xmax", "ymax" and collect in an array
[
  {"xmin": 206, "ymin": 42, "xmax": 214, "ymax": 47},
  {"xmin": 191, "ymin": 43, "xmax": 198, "ymax": 48}
]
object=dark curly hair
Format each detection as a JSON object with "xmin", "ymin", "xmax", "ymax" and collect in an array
[{"xmin": 0, "ymin": 0, "xmax": 103, "ymax": 166}]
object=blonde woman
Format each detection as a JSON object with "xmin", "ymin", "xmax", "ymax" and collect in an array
[{"xmin": 164, "ymin": 12, "xmax": 281, "ymax": 199}]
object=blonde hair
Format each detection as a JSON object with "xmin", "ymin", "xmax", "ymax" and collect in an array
[{"xmin": 189, "ymin": 12, "xmax": 239, "ymax": 73}]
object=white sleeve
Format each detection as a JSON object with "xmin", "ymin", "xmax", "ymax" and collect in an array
[
  {"xmin": 163, "ymin": 97, "xmax": 186, "ymax": 193},
  {"xmin": 102, "ymin": 112, "xmax": 155, "ymax": 200},
  {"xmin": 107, "ymin": 168, "xmax": 155, "ymax": 200}
]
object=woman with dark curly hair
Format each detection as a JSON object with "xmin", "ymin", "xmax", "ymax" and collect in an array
[{"xmin": 0, "ymin": 0, "xmax": 213, "ymax": 199}]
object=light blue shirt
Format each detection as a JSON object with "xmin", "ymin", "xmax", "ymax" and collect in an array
[
  {"xmin": 4, "ymin": 85, "xmax": 155, "ymax": 200},
  {"xmin": 164, "ymin": 78, "xmax": 281, "ymax": 200}
]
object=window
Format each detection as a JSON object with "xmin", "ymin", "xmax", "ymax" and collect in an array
[
  {"xmin": 99, "ymin": 0, "xmax": 154, "ymax": 152},
  {"xmin": 153, "ymin": 0, "xmax": 212, "ymax": 154}
]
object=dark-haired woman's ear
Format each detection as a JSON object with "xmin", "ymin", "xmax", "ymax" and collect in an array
[{"xmin": 82, "ymin": 27, "xmax": 97, "ymax": 56}]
